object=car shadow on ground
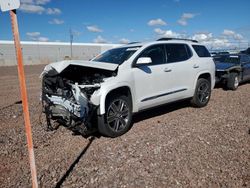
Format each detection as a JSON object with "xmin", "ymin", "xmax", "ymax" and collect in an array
[
  {"xmin": 52, "ymin": 100, "xmax": 190, "ymax": 187},
  {"xmin": 54, "ymin": 136, "xmax": 95, "ymax": 188},
  {"xmin": 132, "ymin": 99, "xmax": 191, "ymax": 124},
  {"xmin": 73, "ymin": 99, "xmax": 191, "ymax": 138},
  {"xmin": 80, "ymin": 99, "xmax": 191, "ymax": 138}
]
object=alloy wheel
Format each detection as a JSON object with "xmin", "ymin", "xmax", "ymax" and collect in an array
[
  {"xmin": 197, "ymin": 82, "xmax": 210, "ymax": 104},
  {"xmin": 234, "ymin": 76, "xmax": 239, "ymax": 88},
  {"xmin": 107, "ymin": 99, "xmax": 129, "ymax": 132}
]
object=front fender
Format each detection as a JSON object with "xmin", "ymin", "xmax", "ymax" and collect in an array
[
  {"xmin": 225, "ymin": 66, "xmax": 242, "ymax": 72},
  {"xmin": 98, "ymin": 82, "xmax": 136, "ymax": 115}
]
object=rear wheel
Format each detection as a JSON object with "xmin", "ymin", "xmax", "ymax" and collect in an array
[
  {"xmin": 98, "ymin": 95, "xmax": 132, "ymax": 137},
  {"xmin": 191, "ymin": 78, "xmax": 211, "ymax": 107},
  {"xmin": 227, "ymin": 72, "xmax": 239, "ymax": 90}
]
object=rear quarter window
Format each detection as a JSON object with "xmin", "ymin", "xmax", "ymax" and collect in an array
[{"xmin": 192, "ymin": 45, "xmax": 211, "ymax": 57}]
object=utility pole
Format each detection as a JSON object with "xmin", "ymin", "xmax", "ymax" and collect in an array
[{"xmin": 70, "ymin": 28, "xmax": 73, "ymax": 59}]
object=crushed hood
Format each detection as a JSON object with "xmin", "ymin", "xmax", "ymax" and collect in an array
[{"xmin": 42, "ymin": 60, "xmax": 118, "ymax": 75}]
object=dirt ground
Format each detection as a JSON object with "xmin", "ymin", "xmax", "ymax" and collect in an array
[{"xmin": 0, "ymin": 64, "xmax": 249, "ymax": 188}]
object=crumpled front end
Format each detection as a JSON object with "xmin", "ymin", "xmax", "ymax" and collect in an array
[{"xmin": 41, "ymin": 63, "xmax": 116, "ymax": 135}]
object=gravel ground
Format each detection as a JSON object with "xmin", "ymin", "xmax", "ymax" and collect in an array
[{"xmin": 0, "ymin": 65, "xmax": 249, "ymax": 188}]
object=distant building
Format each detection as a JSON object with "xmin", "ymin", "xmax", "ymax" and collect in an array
[{"xmin": 0, "ymin": 41, "xmax": 120, "ymax": 66}]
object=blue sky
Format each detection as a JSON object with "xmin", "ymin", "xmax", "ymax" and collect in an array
[{"xmin": 0, "ymin": 0, "xmax": 250, "ymax": 49}]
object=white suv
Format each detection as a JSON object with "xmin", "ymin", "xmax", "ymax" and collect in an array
[{"xmin": 41, "ymin": 38, "xmax": 215, "ymax": 137}]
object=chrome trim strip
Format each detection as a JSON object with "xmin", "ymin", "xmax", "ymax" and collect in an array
[{"xmin": 141, "ymin": 88, "xmax": 187, "ymax": 102}]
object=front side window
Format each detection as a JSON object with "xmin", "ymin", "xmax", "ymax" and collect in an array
[
  {"xmin": 93, "ymin": 46, "xmax": 140, "ymax": 65},
  {"xmin": 165, "ymin": 44, "xmax": 191, "ymax": 63},
  {"xmin": 192, "ymin": 45, "xmax": 211, "ymax": 57},
  {"xmin": 138, "ymin": 44, "xmax": 166, "ymax": 65}
]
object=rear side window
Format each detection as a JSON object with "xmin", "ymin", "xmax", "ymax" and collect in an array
[
  {"xmin": 165, "ymin": 44, "xmax": 192, "ymax": 63},
  {"xmin": 192, "ymin": 45, "xmax": 211, "ymax": 57}
]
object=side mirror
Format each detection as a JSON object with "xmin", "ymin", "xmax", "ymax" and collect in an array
[{"xmin": 136, "ymin": 57, "xmax": 152, "ymax": 65}]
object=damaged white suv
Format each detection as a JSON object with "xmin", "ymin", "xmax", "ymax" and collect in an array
[{"xmin": 41, "ymin": 38, "xmax": 215, "ymax": 137}]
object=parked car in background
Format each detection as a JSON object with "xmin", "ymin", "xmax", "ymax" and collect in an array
[
  {"xmin": 210, "ymin": 52, "xmax": 218, "ymax": 57},
  {"xmin": 217, "ymin": 51, "xmax": 230, "ymax": 55},
  {"xmin": 215, "ymin": 54, "xmax": 250, "ymax": 90}
]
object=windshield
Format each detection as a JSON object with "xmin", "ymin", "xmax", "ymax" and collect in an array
[
  {"xmin": 224, "ymin": 56, "xmax": 240, "ymax": 64},
  {"xmin": 214, "ymin": 55, "xmax": 227, "ymax": 62},
  {"xmin": 92, "ymin": 46, "xmax": 140, "ymax": 65},
  {"xmin": 214, "ymin": 55, "xmax": 240, "ymax": 64}
]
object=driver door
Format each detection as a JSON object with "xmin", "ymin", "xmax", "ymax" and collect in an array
[{"xmin": 132, "ymin": 44, "xmax": 170, "ymax": 110}]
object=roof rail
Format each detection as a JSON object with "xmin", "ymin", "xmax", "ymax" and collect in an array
[
  {"xmin": 157, "ymin": 38, "xmax": 198, "ymax": 43},
  {"xmin": 127, "ymin": 42, "xmax": 140, "ymax": 45}
]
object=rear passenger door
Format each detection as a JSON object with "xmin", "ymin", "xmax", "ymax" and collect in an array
[
  {"xmin": 163, "ymin": 43, "xmax": 197, "ymax": 99},
  {"xmin": 192, "ymin": 44, "xmax": 214, "ymax": 87}
]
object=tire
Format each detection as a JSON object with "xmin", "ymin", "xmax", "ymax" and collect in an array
[
  {"xmin": 191, "ymin": 78, "xmax": 211, "ymax": 108},
  {"xmin": 98, "ymin": 95, "xmax": 132, "ymax": 137},
  {"xmin": 226, "ymin": 72, "xmax": 239, "ymax": 90}
]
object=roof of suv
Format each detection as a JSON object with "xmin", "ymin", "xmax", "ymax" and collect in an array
[{"xmin": 122, "ymin": 38, "xmax": 200, "ymax": 48}]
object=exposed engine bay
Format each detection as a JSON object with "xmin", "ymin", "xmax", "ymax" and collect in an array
[{"xmin": 41, "ymin": 64, "xmax": 116, "ymax": 135}]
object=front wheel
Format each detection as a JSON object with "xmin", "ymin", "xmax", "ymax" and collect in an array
[
  {"xmin": 226, "ymin": 73, "xmax": 239, "ymax": 90},
  {"xmin": 191, "ymin": 78, "xmax": 211, "ymax": 108},
  {"xmin": 98, "ymin": 95, "xmax": 132, "ymax": 137}
]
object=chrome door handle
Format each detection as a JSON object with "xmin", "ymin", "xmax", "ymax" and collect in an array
[
  {"xmin": 164, "ymin": 68, "xmax": 172, "ymax": 72},
  {"xmin": 193, "ymin": 64, "xmax": 199, "ymax": 68}
]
